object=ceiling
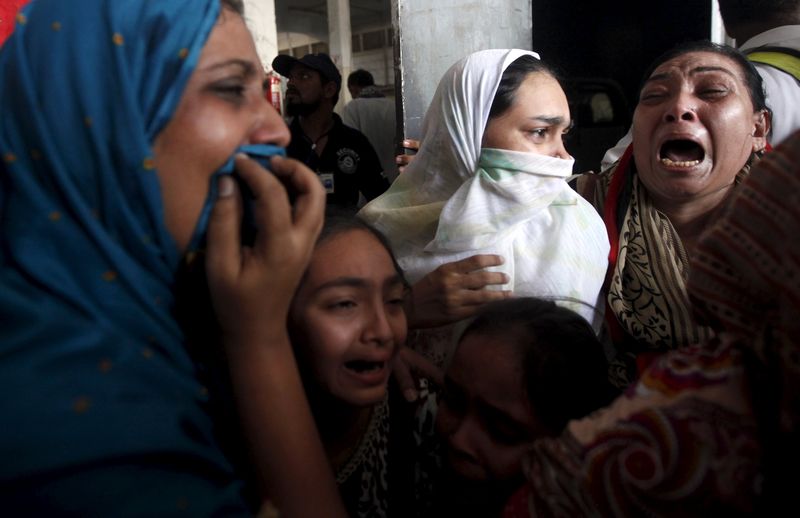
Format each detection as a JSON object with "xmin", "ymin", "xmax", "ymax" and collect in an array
[{"xmin": 274, "ymin": 0, "xmax": 391, "ymax": 37}]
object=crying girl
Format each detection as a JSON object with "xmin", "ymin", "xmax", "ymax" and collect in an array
[{"xmin": 287, "ymin": 214, "xmax": 426, "ymax": 517}]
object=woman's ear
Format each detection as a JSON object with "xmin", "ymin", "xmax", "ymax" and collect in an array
[{"xmin": 751, "ymin": 109, "xmax": 771, "ymax": 152}]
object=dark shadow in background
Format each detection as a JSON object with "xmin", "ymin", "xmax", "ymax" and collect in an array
[{"xmin": 533, "ymin": 0, "xmax": 712, "ymax": 171}]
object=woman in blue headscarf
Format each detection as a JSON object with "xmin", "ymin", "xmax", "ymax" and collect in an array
[{"xmin": 0, "ymin": 0, "xmax": 339, "ymax": 515}]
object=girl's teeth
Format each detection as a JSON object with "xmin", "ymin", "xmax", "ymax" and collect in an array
[{"xmin": 660, "ymin": 157, "xmax": 701, "ymax": 167}]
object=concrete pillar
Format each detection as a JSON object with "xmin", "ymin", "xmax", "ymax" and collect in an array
[
  {"xmin": 244, "ymin": 0, "xmax": 279, "ymax": 71},
  {"xmin": 710, "ymin": 0, "xmax": 735, "ymax": 45},
  {"xmin": 327, "ymin": 0, "xmax": 353, "ymax": 112},
  {"xmin": 393, "ymin": 0, "xmax": 532, "ymax": 140}
]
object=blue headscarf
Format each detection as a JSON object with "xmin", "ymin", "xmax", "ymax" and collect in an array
[{"xmin": 0, "ymin": 0, "xmax": 253, "ymax": 513}]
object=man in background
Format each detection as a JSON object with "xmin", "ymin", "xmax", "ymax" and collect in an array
[
  {"xmin": 272, "ymin": 54, "xmax": 388, "ymax": 211},
  {"xmin": 343, "ymin": 69, "xmax": 399, "ymax": 183},
  {"xmin": 346, "ymin": 69, "xmax": 376, "ymax": 99}
]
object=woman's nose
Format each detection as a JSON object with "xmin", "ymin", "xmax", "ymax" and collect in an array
[
  {"xmin": 249, "ymin": 97, "xmax": 290, "ymax": 147},
  {"xmin": 663, "ymin": 92, "xmax": 697, "ymax": 123},
  {"xmin": 363, "ymin": 304, "xmax": 394, "ymax": 346},
  {"xmin": 446, "ymin": 413, "xmax": 479, "ymax": 458},
  {"xmin": 553, "ymin": 137, "xmax": 570, "ymax": 160}
]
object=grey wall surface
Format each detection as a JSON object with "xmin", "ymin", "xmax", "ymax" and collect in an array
[{"xmin": 393, "ymin": 0, "xmax": 532, "ymax": 140}]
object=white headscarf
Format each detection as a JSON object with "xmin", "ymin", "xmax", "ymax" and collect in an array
[{"xmin": 358, "ymin": 49, "xmax": 609, "ymax": 329}]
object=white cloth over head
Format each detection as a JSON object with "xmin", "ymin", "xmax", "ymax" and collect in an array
[{"xmin": 358, "ymin": 48, "xmax": 609, "ymax": 333}]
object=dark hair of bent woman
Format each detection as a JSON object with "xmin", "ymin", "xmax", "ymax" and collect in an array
[
  {"xmin": 427, "ymin": 298, "xmax": 618, "ymax": 518},
  {"xmin": 461, "ymin": 297, "xmax": 619, "ymax": 435}
]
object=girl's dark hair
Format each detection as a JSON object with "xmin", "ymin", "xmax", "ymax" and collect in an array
[
  {"xmin": 640, "ymin": 41, "xmax": 768, "ymax": 113},
  {"xmin": 488, "ymin": 55, "xmax": 561, "ymax": 120},
  {"xmin": 220, "ymin": 0, "xmax": 244, "ymax": 15},
  {"xmin": 460, "ymin": 297, "xmax": 618, "ymax": 435},
  {"xmin": 319, "ymin": 211, "xmax": 409, "ymax": 288}
]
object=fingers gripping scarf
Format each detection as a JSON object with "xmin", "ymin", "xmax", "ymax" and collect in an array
[
  {"xmin": 0, "ymin": 0, "xmax": 250, "ymax": 512},
  {"xmin": 359, "ymin": 49, "xmax": 609, "ymax": 328}
]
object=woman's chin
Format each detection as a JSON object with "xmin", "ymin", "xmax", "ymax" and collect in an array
[{"xmin": 336, "ymin": 385, "xmax": 388, "ymax": 408}]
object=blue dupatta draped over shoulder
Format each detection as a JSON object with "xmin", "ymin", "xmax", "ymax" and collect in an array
[{"xmin": 0, "ymin": 0, "xmax": 252, "ymax": 514}]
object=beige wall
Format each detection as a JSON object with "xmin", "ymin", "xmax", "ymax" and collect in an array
[
  {"xmin": 244, "ymin": 0, "xmax": 279, "ymax": 70},
  {"xmin": 394, "ymin": 0, "xmax": 533, "ymax": 139}
]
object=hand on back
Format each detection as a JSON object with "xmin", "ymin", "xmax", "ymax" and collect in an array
[{"xmin": 407, "ymin": 254, "xmax": 511, "ymax": 329}]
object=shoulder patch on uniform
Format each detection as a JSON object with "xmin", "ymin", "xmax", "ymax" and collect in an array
[{"xmin": 337, "ymin": 148, "xmax": 360, "ymax": 174}]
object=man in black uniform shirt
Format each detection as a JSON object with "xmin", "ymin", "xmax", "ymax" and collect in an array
[{"xmin": 272, "ymin": 53, "xmax": 389, "ymax": 211}]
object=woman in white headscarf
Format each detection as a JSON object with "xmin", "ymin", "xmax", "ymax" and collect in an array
[{"xmin": 359, "ymin": 49, "xmax": 609, "ymax": 364}]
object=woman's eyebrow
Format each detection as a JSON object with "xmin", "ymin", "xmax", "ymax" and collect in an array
[
  {"xmin": 384, "ymin": 274, "xmax": 405, "ymax": 288},
  {"xmin": 690, "ymin": 66, "xmax": 737, "ymax": 78},
  {"xmin": 200, "ymin": 58, "xmax": 257, "ymax": 76},
  {"xmin": 311, "ymin": 273, "xmax": 404, "ymax": 295},
  {"xmin": 643, "ymin": 72, "xmax": 669, "ymax": 84},
  {"xmin": 478, "ymin": 398, "xmax": 530, "ymax": 430},
  {"xmin": 313, "ymin": 277, "xmax": 367, "ymax": 292},
  {"xmin": 528, "ymin": 115, "xmax": 566, "ymax": 125},
  {"xmin": 646, "ymin": 66, "xmax": 737, "ymax": 84}
]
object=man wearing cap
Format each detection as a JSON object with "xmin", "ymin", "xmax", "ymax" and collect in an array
[{"xmin": 272, "ymin": 53, "xmax": 389, "ymax": 211}]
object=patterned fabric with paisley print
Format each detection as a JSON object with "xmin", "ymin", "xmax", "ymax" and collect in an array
[
  {"xmin": 591, "ymin": 145, "xmax": 758, "ymax": 387},
  {"xmin": 502, "ymin": 130, "xmax": 800, "ymax": 517}
]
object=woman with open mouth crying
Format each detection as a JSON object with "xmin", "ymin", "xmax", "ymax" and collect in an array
[
  {"xmin": 287, "ymin": 213, "xmax": 429, "ymax": 517},
  {"xmin": 579, "ymin": 41, "xmax": 771, "ymax": 389}
]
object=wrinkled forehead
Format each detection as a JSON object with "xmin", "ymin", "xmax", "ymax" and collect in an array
[{"xmin": 648, "ymin": 51, "xmax": 746, "ymax": 84}]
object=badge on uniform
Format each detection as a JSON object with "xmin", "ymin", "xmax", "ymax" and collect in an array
[
  {"xmin": 319, "ymin": 172, "xmax": 335, "ymax": 193},
  {"xmin": 336, "ymin": 148, "xmax": 359, "ymax": 174}
]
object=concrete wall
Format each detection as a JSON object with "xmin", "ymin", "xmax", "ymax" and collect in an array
[
  {"xmin": 710, "ymin": 0, "xmax": 734, "ymax": 45},
  {"xmin": 244, "ymin": 0, "xmax": 279, "ymax": 71},
  {"xmin": 393, "ymin": 0, "xmax": 532, "ymax": 140},
  {"xmin": 354, "ymin": 47, "xmax": 394, "ymax": 86},
  {"xmin": 274, "ymin": 1, "xmax": 327, "ymax": 43},
  {"xmin": 277, "ymin": 32, "xmax": 321, "ymax": 52}
]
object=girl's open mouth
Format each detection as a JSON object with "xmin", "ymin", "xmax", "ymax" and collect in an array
[{"xmin": 345, "ymin": 360, "xmax": 386, "ymax": 374}]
